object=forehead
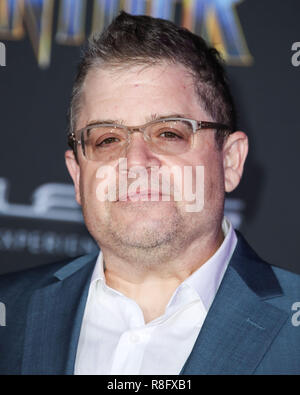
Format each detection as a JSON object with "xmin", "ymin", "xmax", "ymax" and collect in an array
[{"xmin": 79, "ymin": 62, "xmax": 210, "ymax": 126}]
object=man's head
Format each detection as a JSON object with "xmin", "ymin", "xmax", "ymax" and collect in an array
[{"xmin": 65, "ymin": 12, "xmax": 248, "ymax": 267}]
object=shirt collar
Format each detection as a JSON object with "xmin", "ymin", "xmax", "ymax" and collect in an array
[
  {"xmin": 182, "ymin": 217, "xmax": 237, "ymax": 311},
  {"xmin": 90, "ymin": 249, "xmax": 106, "ymax": 284}
]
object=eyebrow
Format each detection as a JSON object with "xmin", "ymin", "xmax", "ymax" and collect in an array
[{"xmin": 85, "ymin": 113, "xmax": 192, "ymax": 128}]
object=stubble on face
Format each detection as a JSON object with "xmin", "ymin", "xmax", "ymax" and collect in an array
[{"xmin": 82, "ymin": 190, "xmax": 191, "ymax": 267}]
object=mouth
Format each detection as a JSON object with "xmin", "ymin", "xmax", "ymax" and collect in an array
[{"xmin": 117, "ymin": 190, "xmax": 167, "ymax": 202}]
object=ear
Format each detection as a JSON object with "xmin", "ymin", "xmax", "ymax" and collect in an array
[
  {"xmin": 222, "ymin": 131, "xmax": 248, "ymax": 193},
  {"xmin": 65, "ymin": 150, "xmax": 82, "ymax": 205}
]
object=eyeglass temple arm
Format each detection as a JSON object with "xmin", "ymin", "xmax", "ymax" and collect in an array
[
  {"xmin": 68, "ymin": 132, "xmax": 81, "ymax": 148},
  {"xmin": 197, "ymin": 121, "xmax": 230, "ymax": 131}
]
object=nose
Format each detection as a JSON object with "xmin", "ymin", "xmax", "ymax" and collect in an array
[{"xmin": 125, "ymin": 131, "xmax": 161, "ymax": 169}]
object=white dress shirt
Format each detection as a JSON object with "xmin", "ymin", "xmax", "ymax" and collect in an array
[{"xmin": 74, "ymin": 217, "xmax": 237, "ymax": 375}]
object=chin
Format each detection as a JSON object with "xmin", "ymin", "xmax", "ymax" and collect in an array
[
  {"xmin": 116, "ymin": 228, "xmax": 174, "ymax": 250},
  {"xmin": 113, "ymin": 210, "xmax": 183, "ymax": 249}
]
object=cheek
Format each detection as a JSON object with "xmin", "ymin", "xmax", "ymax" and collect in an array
[
  {"xmin": 190, "ymin": 142, "xmax": 224, "ymax": 201},
  {"xmin": 79, "ymin": 165, "xmax": 102, "ymax": 206},
  {"xmin": 80, "ymin": 172, "xmax": 112, "ymax": 230},
  {"xmin": 204, "ymin": 157, "xmax": 225, "ymax": 203}
]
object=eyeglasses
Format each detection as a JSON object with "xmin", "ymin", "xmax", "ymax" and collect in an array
[{"xmin": 68, "ymin": 117, "xmax": 230, "ymax": 162}]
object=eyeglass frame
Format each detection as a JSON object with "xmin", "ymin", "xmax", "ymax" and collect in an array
[{"xmin": 68, "ymin": 117, "xmax": 231, "ymax": 160}]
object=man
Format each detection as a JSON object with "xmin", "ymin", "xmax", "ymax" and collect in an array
[{"xmin": 0, "ymin": 12, "xmax": 299, "ymax": 375}]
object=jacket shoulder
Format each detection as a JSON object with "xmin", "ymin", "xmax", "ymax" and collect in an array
[
  {"xmin": 232, "ymin": 231, "xmax": 300, "ymax": 302},
  {"xmin": 271, "ymin": 264, "xmax": 300, "ymax": 299},
  {"xmin": 0, "ymin": 256, "xmax": 83, "ymax": 302},
  {"xmin": 0, "ymin": 254, "xmax": 96, "ymax": 375}
]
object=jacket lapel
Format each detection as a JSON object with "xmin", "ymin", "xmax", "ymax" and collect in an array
[
  {"xmin": 180, "ymin": 233, "xmax": 289, "ymax": 375},
  {"xmin": 21, "ymin": 253, "xmax": 98, "ymax": 375}
]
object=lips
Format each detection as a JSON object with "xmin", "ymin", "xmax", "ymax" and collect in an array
[{"xmin": 117, "ymin": 190, "xmax": 165, "ymax": 202}]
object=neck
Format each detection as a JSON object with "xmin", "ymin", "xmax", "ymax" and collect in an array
[{"xmin": 101, "ymin": 226, "xmax": 224, "ymax": 323}]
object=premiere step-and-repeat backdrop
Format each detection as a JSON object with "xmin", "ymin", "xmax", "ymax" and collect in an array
[{"xmin": 0, "ymin": 0, "xmax": 299, "ymax": 274}]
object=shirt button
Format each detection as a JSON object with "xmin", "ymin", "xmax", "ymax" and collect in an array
[{"xmin": 129, "ymin": 333, "xmax": 140, "ymax": 343}]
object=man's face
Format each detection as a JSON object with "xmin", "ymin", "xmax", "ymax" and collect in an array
[{"xmin": 66, "ymin": 63, "xmax": 244, "ymax": 263}]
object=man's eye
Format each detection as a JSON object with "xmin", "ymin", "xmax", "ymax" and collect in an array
[
  {"xmin": 159, "ymin": 131, "xmax": 182, "ymax": 139},
  {"xmin": 96, "ymin": 137, "xmax": 120, "ymax": 147}
]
